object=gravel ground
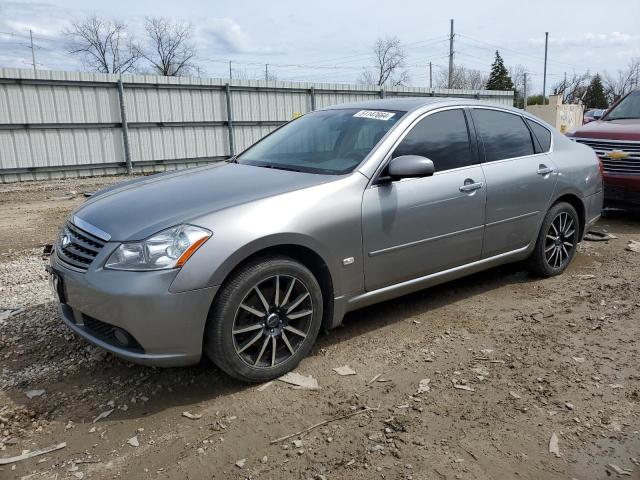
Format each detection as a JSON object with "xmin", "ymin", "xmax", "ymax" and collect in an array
[{"xmin": 0, "ymin": 176, "xmax": 639, "ymax": 480}]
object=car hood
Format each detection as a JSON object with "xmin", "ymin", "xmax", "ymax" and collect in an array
[
  {"xmin": 74, "ymin": 163, "xmax": 337, "ymax": 241},
  {"xmin": 569, "ymin": 118, "xmax": 640, "ymax": 141}
]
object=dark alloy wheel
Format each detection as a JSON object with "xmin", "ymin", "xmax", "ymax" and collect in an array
[
  {"xmin": 205, "ymin": 256, "xmax": 323, "ymax": 383},
  {"xmin": 544, "ymin": 211, "xmax": 577, "ymax": 269},
  {"xmin": 232, "ymin": 275, "xmax": 314, "ymax": 368},
  {"xmin": 528, "ymin": 201, "xmax": 580, "ymax": 277}
]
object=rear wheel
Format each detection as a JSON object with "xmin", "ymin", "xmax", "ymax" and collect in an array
[
  {"xmin": 527, "ymin": 202, "xmax": 579, "ymax": 277},
  {"xmin": 205, "ymin": 256, "xmax": 323, "ymax": 383}
]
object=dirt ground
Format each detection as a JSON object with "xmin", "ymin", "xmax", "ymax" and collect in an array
[{"xmin": 0, "ymin": 176, "xmax": 639, "ymax": 480}]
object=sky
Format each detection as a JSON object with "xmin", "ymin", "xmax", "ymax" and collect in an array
[{"xmin": 1, "ymin": 0, "xmax": 639, "ymax": 94}]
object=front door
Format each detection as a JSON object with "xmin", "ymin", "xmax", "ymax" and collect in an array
[{"xmin": 362, "ymin": 108, "xmax": 486, "ymax": 291}]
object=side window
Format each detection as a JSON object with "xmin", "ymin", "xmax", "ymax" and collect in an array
[
  {"xmin": 392, "ymin": 109, "xmax": 473, "ymax": 172},
  {"xmin": 472, "ymin": 109, "xmax": 535, "ymax": 162},
  {"xmin": 526, "ymin": 118, "xmax": 552, "ymax": 153}
]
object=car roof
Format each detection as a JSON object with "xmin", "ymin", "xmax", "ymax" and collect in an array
[
  {"xmin": 320, "ymin": 96, "xmax": 518, "ymax": 114},
  {"xmin": 319, "ymin": 96, "xmax": 557, "ymax": 134}
]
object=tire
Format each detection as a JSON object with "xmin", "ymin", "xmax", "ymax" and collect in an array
[
  {"xmin": 204, "ymin": 256, "xmax": 323, "ymax": 383},
  {"xmin": 527, "ymin": 202, "xmax": 580, "ymax": 277}
]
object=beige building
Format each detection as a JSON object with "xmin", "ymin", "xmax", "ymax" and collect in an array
[{"xmin": 526, "ymin": 95, "xmax": 584, "ymax": 133}]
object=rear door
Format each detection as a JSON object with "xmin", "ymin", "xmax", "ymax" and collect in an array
[
  {"xmin": 362, "ymin": 108, "xmax": 486, "ymax": 291},
  {"xmin": 470, "ymin": 108, "xmax": 557, "ymax": 258}
]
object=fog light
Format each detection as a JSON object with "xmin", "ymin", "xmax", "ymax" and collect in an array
[{"xmin": 113, "ymin": 329, "xmax": 131, "ymax": 347}]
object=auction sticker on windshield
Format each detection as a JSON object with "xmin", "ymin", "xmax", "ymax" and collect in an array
[{"xmin": 353, "ymin": 110, "xmax": 396, "ymax": 121}]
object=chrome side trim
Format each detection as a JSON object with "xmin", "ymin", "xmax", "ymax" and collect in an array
[
  {"xmin": 369, "ymin": 224, "xmax": 484, "ymax": 257},
  {"xmin": 348, "ymin": 245, "xmax": 530, "ymax": 311},
  {"xmin": 72, "ymin": 215, "xmax": 111, "ymax": 242},
  {"xmin": 485, "ymin": 211, "xmax": 539, "ymax": 228}
]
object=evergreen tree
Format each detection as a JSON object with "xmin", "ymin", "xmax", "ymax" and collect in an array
[
  {"xmin": 486, "ymin": 51, "xmax": 514, "ymax": 91},
  {"xmin": 583, "ymin": 74, "xmax": 608, "ymax": 109}
]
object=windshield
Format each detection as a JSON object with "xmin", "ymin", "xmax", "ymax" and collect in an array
[
  {"xmin": 605, "ymin": 90, "xmax": 640, "ymax": 120},
  {"xmin": 237, "ymin": 108, "xmax": 406, "ymax": 174}
]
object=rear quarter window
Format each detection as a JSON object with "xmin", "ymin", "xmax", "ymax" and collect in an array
[{"xmin": 526, "ymin": 119, "xmax": 552, "ymax": 153}]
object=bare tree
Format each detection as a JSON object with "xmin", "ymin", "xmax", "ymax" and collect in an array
[
  {"xmin": 265, "ymin": 71, "xmax": 278, "ymax": 82},
  {"xmin": 552, "ymin": 72, "xmax": 591, "ymax": 104},
  {"xmin": 436, "ymin": 65, "xmax": 487, "ymax": 90},
  {"xmin": 603, "ymin": 58, "xmax": 640, "ymax": 104},
  {"xmin": 358, "ymin": 36, "xmax": 409, "ymax": 87},
  {"xmin": 141, "ymin": 17, "xmax": 197, "ymax": 76},
  {"xmin": 64, "ymin": 16, "xmax": 140, "ymax": 73},
  {"xmin": 509, "ymin": 64, "xmax": 531, "ymax": 108},
  {"xmin": 230, "ymin": 67, "xmax": 249, "ymax": 80}
]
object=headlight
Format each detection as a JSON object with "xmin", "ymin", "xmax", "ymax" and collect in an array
[{"xmin": 104, "ymin": 225, "xmax": 212, "ymax": 271}]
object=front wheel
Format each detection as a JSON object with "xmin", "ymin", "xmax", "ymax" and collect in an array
[
  {"xmin": 527, "ymin": 202, "xmax": 580, "ymax": 277},
  {"xmin": 205, "ymin": 256, "xmax": 323, "ymax": 383}
]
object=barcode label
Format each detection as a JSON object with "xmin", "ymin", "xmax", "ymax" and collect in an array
[{"xmin": 353, "ymin": 110, "xmax": 396, "ymax": 121}]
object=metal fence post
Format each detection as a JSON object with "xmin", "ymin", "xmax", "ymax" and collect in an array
[
  {"xmin": 225, "ymin": 83, "xmax": 235, "ymax": 157},
  {"xmin": 309, "ymin": 86, "xmax": 316, "ymax": 111},
  {"xmin": 379, "ymin": 87, "xmax": 385, "ymax": 99},
  {"xmin": 116, "ymin": 78, "xmax": 133, "ymax": 175}
]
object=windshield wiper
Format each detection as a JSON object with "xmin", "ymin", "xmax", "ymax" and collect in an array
[{"xmin": 255, "ymin": 164, "xmax": 302, "ymax": 173}]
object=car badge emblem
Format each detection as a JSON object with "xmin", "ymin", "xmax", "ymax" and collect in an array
[
  {"xmin": 605, "ymin": 150, "xmax": 629, "ymax": 160},
  {"xmin": 61, "ymin": 234, "xmax": 71, "ymax": 247}
]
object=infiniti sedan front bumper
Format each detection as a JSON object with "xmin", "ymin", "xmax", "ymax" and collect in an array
[{"xmin": 50, "ymin": 250, "xmax": 218, "ymax": 367}]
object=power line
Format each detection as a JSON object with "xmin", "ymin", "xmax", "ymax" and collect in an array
[
  {"xmin": 456, "ymin": 33, "xmax": 586, "ymax": 70},
  {"xmin": 300, "ymin": 35, "xmax": 449, "ymax": 67}
]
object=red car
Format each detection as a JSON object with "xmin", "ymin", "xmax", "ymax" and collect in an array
[{"xmin": 567, "ymin": 90, "xmax": 640, "ymax": 209}]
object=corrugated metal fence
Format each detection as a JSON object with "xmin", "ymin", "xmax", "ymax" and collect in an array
[{"xmin": 0, "ymin": 68, "xmax": 514, "ymax": 182}]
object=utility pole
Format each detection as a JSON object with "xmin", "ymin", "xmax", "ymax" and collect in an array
[
  {"xmin": 448, "ymin": 19, "xmax": 454, "ymax": 89},
  {"xmin": 265, "ymin": 64, "xmax": 268, "ymax": 81},
  {"xmin": 523, "ymin": 72, "xmax": 528, "ymax": 109},
  {"xmin": 229, "ymin": 60, "xmax": 232, "ymax": 80},
  {"xmin": 429, "ymin": 62, "xmax": 433, "ymax": 90},
  {"xmin": 542, "ymin": 32, "xmax": 549, "ymax": 105},
  {"xmin": 29, "ymin": 29, "xmax": 36, "ymax": 73}
]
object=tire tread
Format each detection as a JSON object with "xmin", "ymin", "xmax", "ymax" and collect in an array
[{"xmin": 205, "ymin": 255, "xmax": 322, "ymax": 383}]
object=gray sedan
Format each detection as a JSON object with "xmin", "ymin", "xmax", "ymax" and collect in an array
[{"xmin": 49, "ymin": 98, "xmax": 603, "ymax": 382}]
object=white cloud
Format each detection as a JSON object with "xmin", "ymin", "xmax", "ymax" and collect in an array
[
  {"xmin": 0, "ymin": 1, "xmax": 79, "ymax": 70},
  {"xmin": 197, "ymin": 18, "xmax": 287, "ymax": 55},
  {"xmin": 528, "ymin": 31, "xmax": 640, "ymax": 49},
  {"xmin": 1, "ymin": 1, "xmax": 72, "ymax": 37}
]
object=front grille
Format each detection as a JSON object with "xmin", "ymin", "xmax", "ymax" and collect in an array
[
  {"xmin": 56, "ymin": 222, "xmax": 106, "ymax": 271},
  {"xmin": 82, "ymin": 315, "xmax": 144, "ymax": 353},
  {"xmin": 574, "ymin": 138, "xmax": 640, "ymax": 175}
]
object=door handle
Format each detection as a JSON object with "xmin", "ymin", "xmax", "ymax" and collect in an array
[
  {"xmin": 459, "ymin": 181, "xmax": 484, "ymax": 192},
  {"xmin": 537, "ymin": 165, "xmax": 554, "ymax": 175}
]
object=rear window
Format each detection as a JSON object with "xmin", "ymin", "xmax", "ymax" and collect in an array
[
  {"xmin": 526, "ymin": 119, "xmax": 552, "ymax": 153},
  {"xmin": 472, "ymin": 109, "xmax": 535, "ymax": 162}
]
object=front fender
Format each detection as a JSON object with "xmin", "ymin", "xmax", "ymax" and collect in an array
[
  {"xmin": 206, "ymin": 233, "xmax": 342, "ymax": 294},
  {"xmin": 169, "ymin": 174, "xmax": 368, "ymax": 298}
]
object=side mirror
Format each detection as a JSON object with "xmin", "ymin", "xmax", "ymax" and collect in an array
[
  {"xmin": 385, "ymin": 155, "xmax": 435, "ymax": 181},
  {"xmin": 592, "ymin": 111, "xmax": 604, "ymax": 121}
]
